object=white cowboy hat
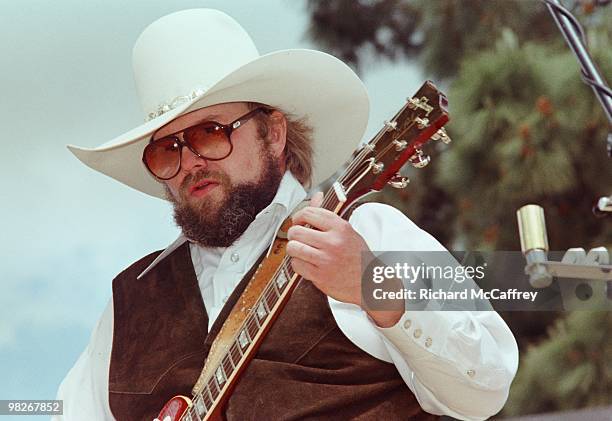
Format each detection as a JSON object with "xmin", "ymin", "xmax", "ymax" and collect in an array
[{"xmin": 67, "ymin": 8, "xmax": 369, "ymax": 200}]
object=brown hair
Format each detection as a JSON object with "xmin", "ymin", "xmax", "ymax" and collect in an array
[{"xmin": 247, "ymin": 102, "xmax": 314, "ymax": 188}]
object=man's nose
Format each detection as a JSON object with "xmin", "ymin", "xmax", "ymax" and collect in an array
[{"xmin": 180, "ymin": 141, "xmax": 208, "ymax": 173}]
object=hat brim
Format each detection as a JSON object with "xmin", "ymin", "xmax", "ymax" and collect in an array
[{"xmin": 68, "ymin": 49, "xmax": 369, "ymax": 199}]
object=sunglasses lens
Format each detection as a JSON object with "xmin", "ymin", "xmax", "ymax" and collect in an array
[
  {"xmin": 144, "ymin": 138, "xmax": 181, "ymax": 179},
  {"xmin": 184, "ymin": 123, "xmax": 231, "ymax": 160}
]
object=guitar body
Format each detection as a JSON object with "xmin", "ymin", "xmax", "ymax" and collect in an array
[
  {"xmin": 155, "ymin": 396, "xmax": 190, "ymax": 421},
  {"xmin": 156, "ymin": 395, "xmax": 224, "ymax": 421}
]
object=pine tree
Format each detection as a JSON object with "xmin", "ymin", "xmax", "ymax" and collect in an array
[
  {"xmin": 305, "ymin": 0, "xmax": 612, "ymax": 415},
  {"xmin": 436, "ymin": 31, "xmax": 612, "ymax": 251},
  {"xmin": 502, "ymin": 311, "xmax": 612, "ymax": 415}
]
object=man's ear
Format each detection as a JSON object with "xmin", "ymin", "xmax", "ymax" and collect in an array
[{"xmin": 266, "ymin": 110, "xmax": 287, "ymax": 158}]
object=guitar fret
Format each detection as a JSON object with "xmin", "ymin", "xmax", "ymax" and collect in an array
[
  {"xmin": 227, "ymin": 346, "xmax": 236, "ymax": 368},
  {"xmin": 283, "ymin": 263, "xmax": 295, "ymax": 279},
  {"xmin": 223, "ymin": 358, "xmax": 233, "ymax": 379},
  {"xmin": 192, "ymin": 404, "xmax": 203, "ymax": 421},
  {"xmin": 262, "ymin": 290, "xmax": 273, "ymax": 311},
  {"xmin": 233, "ymin": 341, "xmax": 244, "ymax": 359},
  {"xmin": 203, "ymin": 384, "xmax": 214, "ymax": 408},
  {"xmin": 252, "ymin": 312, "xmax": 262, "ymax": 328},
  {"xmin": 246, "ymin": 317, "xmax": 258, "ymax": 338},
  {"xmin": 264, "ymin": 287, "xmax": 277, "ymax": 310},
  {"xmin": 271, "ymin": 279, "xmax": 281, "ymax": 300},
  {"xmin": 208, "ymin": 377, "xmax": 220, "ymax": 399},
  {"xmin": 265, "ymin": 294, "xmax": 276, "ymax": 311}
]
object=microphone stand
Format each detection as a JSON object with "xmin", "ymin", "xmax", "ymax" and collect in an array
[
  {"xmin": 516, "ymin": 204, "xmax": 612, "ymax": 310},
  {"xmin": 542, "ymin": 0, "xmax": 612, "ymax": 156}
]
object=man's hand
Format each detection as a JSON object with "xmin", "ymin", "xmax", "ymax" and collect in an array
[{"xmin": 287, "ymin": 192, "xmax": 402, "ymax": 327}]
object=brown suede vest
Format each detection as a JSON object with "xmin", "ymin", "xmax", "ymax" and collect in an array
[{"xmin": 108, "ymin": 242, "xmax": 436, "ymax": 421}]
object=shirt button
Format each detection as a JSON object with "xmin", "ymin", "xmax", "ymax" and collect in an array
[
  {"xmin": 403, "ymin": 319, "xmax": 412, "ymax": 329},
  {"xmin": 425, "ymin": 337, "xmax": 432, "ymax": 347},
  {"xmin": 467, "ymin": 369, "xmax": 476, "ymax": 377},
  {"xmin": 230, "ymin": 252, "xmax": 240, "ymax": 263},
  {"xmin": 413, "ymin": 328, "xmax": 422, "ymax": 338}
]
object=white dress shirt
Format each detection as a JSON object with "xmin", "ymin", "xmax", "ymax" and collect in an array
[{"xmin": 55, "ymin": 171, "xmax": 519, "ymax": 421}]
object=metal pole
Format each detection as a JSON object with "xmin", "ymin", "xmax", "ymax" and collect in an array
[{"xmin": 544, "ymin": 0, "xmax": 612, "ymax": 153}]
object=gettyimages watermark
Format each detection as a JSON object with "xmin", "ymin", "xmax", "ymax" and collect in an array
[{"xmin": 361, "ymin": 251, "xmax": 612, "ymax": 312}]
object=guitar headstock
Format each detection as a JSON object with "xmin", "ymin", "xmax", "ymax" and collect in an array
[{"xmin": 335, "ymin": 80, "xmax": 450, "ymax": 215}]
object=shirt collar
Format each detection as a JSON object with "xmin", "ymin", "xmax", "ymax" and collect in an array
[
  {"xmin": 137, "ymin": 171, "xmax": 307, "ymax": 279},
  {"xmin": 257, "ymin": 169, "xmax": 307, "ymax": 219}
]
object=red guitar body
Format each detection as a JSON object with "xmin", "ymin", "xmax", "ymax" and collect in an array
[
  {"xmin": 156, "ymin": 395, "xmax": 224, "ymax": 421},
  {"xmin": 155, "ymin": 396, "xmax": 190, "ymax": 421}
]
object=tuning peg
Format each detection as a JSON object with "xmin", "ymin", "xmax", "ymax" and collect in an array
[
  {"xmin": 392, "ymin": 139, "xmax": 408, "ymax": 151},
  {"xmin": 406, "ymin": 97, "xmax": 419, "ymax": 109},
  {"xmin": 406, "ymin": 96, "xmax": 434, "ymax": 115},
  {"xmin": 431, "ymin": 128, "xmax": 451, "ymax": 144},
  {"xmin": 415, "ymin": 117, "xmax": 429, "ymax": 129},
  {"xmin": 371, "ymin": 161, "xmax": 384, "ymax": 174},
  {"xmin": 384, "ymin": 120, "xmax": 398, "ymax": 131},
  {"xmin": 388, "ymin": 173, "xmax": 410, "ymax": 189},
  {"xmin": 409, "ymin": 149, "xmax": 430, "ymax": 168}
]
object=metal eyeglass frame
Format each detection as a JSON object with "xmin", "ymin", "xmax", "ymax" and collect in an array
[{"xmin": 143, "ymin": 106, "xmax": 271, "ymax": 180}]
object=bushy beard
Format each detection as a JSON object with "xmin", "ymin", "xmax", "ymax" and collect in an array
[{"xmin": 166, "ymin": 151, "xmax": 283, "ymax": 248}]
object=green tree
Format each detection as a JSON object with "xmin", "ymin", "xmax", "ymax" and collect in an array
[
  {"xmin": 307, "ymin": 0, "xmax": 612, "ymax": 251},
  {"xmin": 503, "ymin": 311, "xmax": 612, "ymax": 415},
  {"xmin": 306, "ymin": 0, "xmax": 558, "ymax": 78},
  {"xmin": 437, "ymin": 32, "xmax": 612, "ymax": 251},
  {"xmin": 306, "ymin": 0, "xmax": 612, "ymax": 416}
]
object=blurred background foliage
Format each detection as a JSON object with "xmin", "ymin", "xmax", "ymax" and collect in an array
[
  {"xmin": 306, "ymin": 0, "xmax": 611, "ymax": 416},
  {"xmin": 503, "ymin": 311, "xmax": 611, "ymax": 415}
]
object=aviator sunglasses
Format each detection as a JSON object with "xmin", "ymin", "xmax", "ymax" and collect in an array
[{"xmin": 142, "ymin": 107, "xmax": 271, "ymax": 180}]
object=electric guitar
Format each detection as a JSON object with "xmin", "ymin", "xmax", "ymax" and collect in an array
[{"xmin": 155, "ymin": 80, "xmax": 450, "ymax": 421}]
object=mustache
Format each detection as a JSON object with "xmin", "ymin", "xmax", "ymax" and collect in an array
[{"xmin": 180, "ymin": 169, "xmax": 229, "ymax": 192}]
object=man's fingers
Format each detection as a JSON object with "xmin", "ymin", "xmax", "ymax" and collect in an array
[
  {"xmin": 290, "ymin": 257, "xmax": 318, "ymax": 281},
  {"xmin": 286, "ymin": 239, "xmax": 323, "ymax": 265},
  {"xmin": 292, "ymin": 207, "xmax": 338, "ymax": 231},
  {"xmin": 310, "ymin": 191, "xmax": 324, "ymax": 208},
  {"xmin": 286, "ymin": 225, "xmax": 327, "ymax": 248}
]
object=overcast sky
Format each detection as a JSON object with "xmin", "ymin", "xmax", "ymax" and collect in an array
[{"xmin": 0, "ymin": 0, "xmax": 423, "ymax": 414}]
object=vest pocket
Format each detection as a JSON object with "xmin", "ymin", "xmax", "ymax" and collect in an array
[{"xmin": 109, "ymin": 350, "xmax": 206, "ymax": 395}]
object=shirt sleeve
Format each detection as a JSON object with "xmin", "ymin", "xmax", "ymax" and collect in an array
[
  {"xmin": 328, "ymin": 202, "xmax": 519, "ymax": 421},
  {"xmin": 53, "ymin": 299, "xmax": 115, "ymax": 421}
]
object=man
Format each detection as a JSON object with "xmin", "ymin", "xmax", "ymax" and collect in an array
[{"xmin": 57, "ymin": 9, "xmax": 518, "ymax": 421}]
